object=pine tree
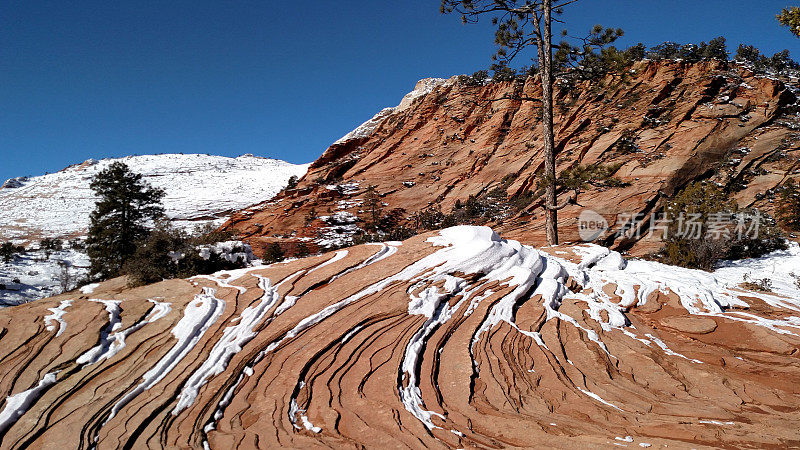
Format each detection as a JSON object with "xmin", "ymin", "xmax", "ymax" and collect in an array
[
  {"xmin": 86, "ymin": 162, "xmax": 165, "ymax": 279},
  {"xmin": 778, "ymin": 7, "xmax": 800, "ymax": 37},
  {"xmin": 362, "ymin": 185, "xmax": 383, "ymax": 230},
  {"xmin": 442, "ymin": 0, "xmax": 597, "ymax": 245},
  {"xmin": 40, "ymin": 238, "xmax": 62, "ymax": 260},
  {"xmin": 0, "ymin": 242, "xmax": 17, "ymax": 264}
]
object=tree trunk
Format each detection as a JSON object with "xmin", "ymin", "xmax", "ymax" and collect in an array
[{"xmin": 538, "ymin": 0, "xmax": 558, "ymax": 245}]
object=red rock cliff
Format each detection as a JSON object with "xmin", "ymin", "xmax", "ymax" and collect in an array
[{"xmin": 222, "ymin": 60, "xmax": 800, "ymax": 256}]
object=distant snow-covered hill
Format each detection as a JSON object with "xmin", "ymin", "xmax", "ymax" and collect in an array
[{"xmin": 0, "ymin": 153, "xmax": 309, "ymax": 242}]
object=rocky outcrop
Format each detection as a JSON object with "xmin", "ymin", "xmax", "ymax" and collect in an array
[
  {"xmin": 2, "ymin": 226, "xmax": 800, "ymax": 448},
  {"xmin": 222, "ymin": 60, "xmax": 800, "ymax": 257}
]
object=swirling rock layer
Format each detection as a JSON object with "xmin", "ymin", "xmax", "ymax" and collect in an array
[{"xmin": 1, "ymin": 227, "xmax": 800, "ymax": 449}]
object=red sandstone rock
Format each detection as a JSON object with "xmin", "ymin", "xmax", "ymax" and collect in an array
[{"xmin": 222, "ymin": 61, "xmax": 800, "ymax": 257}]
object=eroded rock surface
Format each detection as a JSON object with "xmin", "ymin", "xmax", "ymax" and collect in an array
[
  {"xmin": 222, "ymin": 61, "xmax": 800, "ymax": 256},
  {"xmin": 1, "ymin": 226, "xmax": 799, "ymax": 449}
]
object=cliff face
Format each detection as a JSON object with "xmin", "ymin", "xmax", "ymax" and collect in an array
[
  {"xmin": 2, "ymin": 227, "xmax": 800, "ymax": 448},
  {"xmin": 222, "ymin": 60, "xmax": 800, "ymax": 257}
]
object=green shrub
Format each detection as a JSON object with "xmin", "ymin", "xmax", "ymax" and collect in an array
[
  {"xmin": 659, "ymin": 182, "xmax": 786, "ymax": 270},
  {"xmin": 296, "ymin": 242, "xmax": 310, "ymax": 258},
  {"xmin": 615, "ymin": 129, "xmax": 639, "ymax": 154},
  {"xmin": 557, "ymin": 163, "xmax": 625, "ymax": 191},
  {"xmin": 413, "ymin": 206, "xmax": 446, "ymax": 230},
  {"xmin": 457, "ymin": 70, "xmax": 489, "ymax": 86},
  {"xmin": 647, "ymin": 38, "xmax": 728, "ymax": 62},
  {"xmin": 40, "ymin": 238, "xmax": 63, "ymax": 259},
  {"xmin": 264, "ymin": 242, "xmax": 285, "ymax": 264},
  {"xmin": 1, "ymin": 242, "xmax": 22, "ymax": 264},
  {"xmin": 734, "ymin": 44, "xmax": 799, "ymax": 73},
  {"xmin": 123, "ymin": 223, "xmax": 248, "ymax": 287},
  {"xmin": 778, "ymin": 179, "xmax": 800, "ymax": 230},
  {"xmin": 191, "ymin": 222, "xmax": 237, "ymax": 245}
]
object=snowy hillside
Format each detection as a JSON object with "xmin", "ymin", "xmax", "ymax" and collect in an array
[
  {"xmin": 0, "ymin": 154, "xmax": 309, "ymax": 242},
  {"xmin": 0, "ymin": 249, "xmax": 89, "ymax": 307}
]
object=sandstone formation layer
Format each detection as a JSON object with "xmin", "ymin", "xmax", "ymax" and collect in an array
[{"xmin": 1, "ymin": 226, "xmax": 799, "ymax": 449}]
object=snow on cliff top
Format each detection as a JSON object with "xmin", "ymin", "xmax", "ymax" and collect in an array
[
  {"xmin": 334, "ymin": 78, "xmax": 449, "ymax": 145},
  {"xmin": 0, "ymin": 154, "xmax": 309, "ymax": 242}
]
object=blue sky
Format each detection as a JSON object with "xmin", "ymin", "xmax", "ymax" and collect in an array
[{"xmin": 2, "ymin": 0, "xmax": 798, "ymax": 182}]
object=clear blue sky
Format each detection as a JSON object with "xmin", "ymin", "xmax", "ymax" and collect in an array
[{"xmin": 2, "ymin": 0, "xmax": 798, "ymax": 182}]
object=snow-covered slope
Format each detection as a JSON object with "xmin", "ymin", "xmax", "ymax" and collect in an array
[
  {"xmin": 0, "ymin": 154, "xmax": 309, "ymax": 242},
  {"xmin": 0, "ymin": 249, "xmax": 89, "ymax": 307}
]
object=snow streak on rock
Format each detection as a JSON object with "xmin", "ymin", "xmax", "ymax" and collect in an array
[
  {"xmin": 43, "ymin": 300, "xmax": 71, "ymax": 336},
  {"xmin": 173, "ymin": 277, "xmax": 277, "ymax": 414},
  {"xmin": 0, "ymin": 372, "xmax": 59, "ymax": 435},
  {"xmin": 106, "ymin": 288, "xmax": 225, "ymax": 422}
]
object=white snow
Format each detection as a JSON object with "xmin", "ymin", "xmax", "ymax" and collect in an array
[
  {"xmin": 562, "ymin": 242, "xmax": 800, "ymax": 336},
  {"xmin": 288, "ymin": 399, "xmax": 322, "ymax": 433},
  {"xmin": 196, "ymin": 241, "xmax": 258, "ymax": 264},
  {"xmin": 172, "ymin": 276, "xmax": 280, "ymax": 414},
  {"xmin": 334, "ymin": 78, "xmax": 447, "ymax": 145},
  {"xmin": 316, "ymin": 223, "xmax": 362, "ymax": 249},
  {"xmin": 0, "ymin": 153, "xmax": 309, "ymax": 242},
  {"xmin": 80, "ymin": 283, "xmax": 100, "ymax": 294},
  {"xmin": 698, "ymin": 419, "xmax": 735, "ymax": 425},
  {"xmin": 319, "ymin": 211, "xmax": 359, "ymax": 225},
  {"xmin": 44, "ymin": 300, "xmax": 72, "ymax": 336},
  {"xmin": 0, "ymin": 372, "xmax": 59, "ymax": 434},
  {"xmin": 0, "ymin": 248, "xmax": 89, "ymax": 306},
  {"xmin": 76, "ymin": 300, "xmax": 124, "ymax": 365},
  {"xmin": 106, "ymin": 288, "xmax": 225, "ymax": 422}
]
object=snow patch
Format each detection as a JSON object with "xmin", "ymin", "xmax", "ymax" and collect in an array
[
  {"xmin": 0, "ymin": 372, "xmax": 59, "ymax": 435},
  {"xmin": 105, "ymin": 288, "xmax": 224, "ymax": 423},
  {"xmin": 80, "ymin": 283, "xmax": 100, "ymax": 294},
  {"xmin": 44, "ymin": 300, "xmax": 72, "ymax": 336}
]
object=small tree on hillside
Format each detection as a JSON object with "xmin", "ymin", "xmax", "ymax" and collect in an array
[
  {"xmin": 779, "ymin": 179, "xmax": 800, "ymax": 230},
  {"xmin": 442, "ymin": 0, "xmax": 622, "ymax": 245},
  {"xmin": 58, "ymin": 260, "xmax": 73, "ymax": 293},
  {"xmin": 1, "ymin": 242, "xmax": 18, "ymax": 264},
  {"xmin": 264, "ymin": 242, "xmax": 285, "ymax": 263},
  {"xmin": 362, "ymin": 185, "xmax": 383, "ymax": 230},
  {"xmin": 86, "ymin": 162, "xmax": 165, "ymax": 280},
  {"xmin": 40, "ymin": 238, "xmax": 63, "ymax": 260}
]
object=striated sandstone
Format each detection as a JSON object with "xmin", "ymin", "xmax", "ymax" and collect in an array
[
  {"xmin": 221, "ymin": 60, "xmax": 800, "ymax": 257},
  {"xmin": 0, "ymin": 227, "xmax": 799, "ymax": 449}
]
